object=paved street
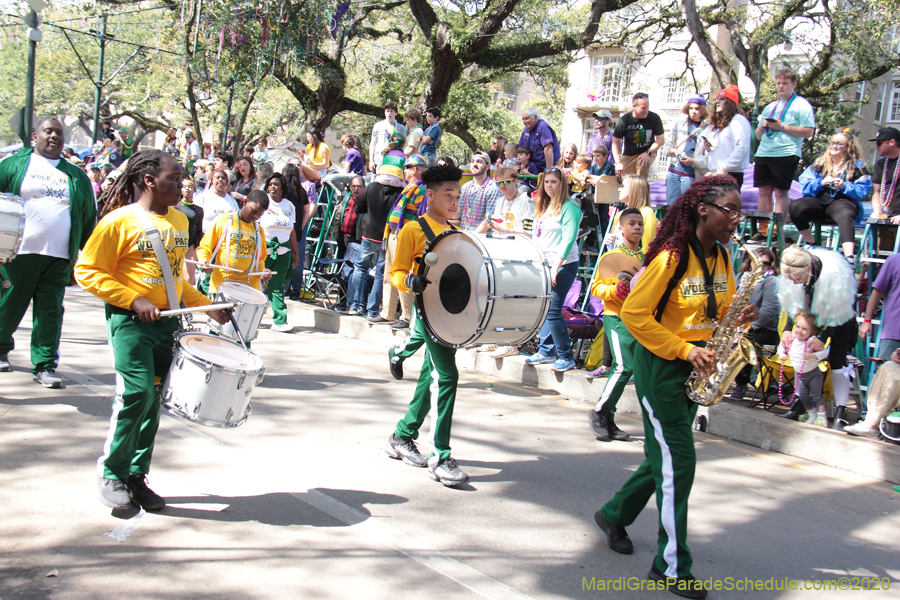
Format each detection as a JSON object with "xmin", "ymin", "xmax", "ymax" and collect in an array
[{"xmin": 1, "ymin": 287, "xmax": 899, "ymax": 599}]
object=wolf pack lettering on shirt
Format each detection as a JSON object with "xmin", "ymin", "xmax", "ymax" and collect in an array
[
  {"xmin": 135, "ymin": 228, "xmax": 189, "ymax": 286},
  {"xmin": 18, "ymin": 153, "xmax": 73, "ymax": 258},
  {"xmin": 680, "ymin": 273, "xmax": 729, "ymax": 330}
]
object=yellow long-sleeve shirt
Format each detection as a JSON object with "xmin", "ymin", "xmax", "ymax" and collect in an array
[
  {"xmin": 389, "ymin": 214, "xmax": 452, "ymax": 292},
  {"xmin": 590, "ymin": 246, "xmax": 642, "ymax": 317},
  {"xmin": 75, "ymin": 205, "xmax": 212, "ymax": 311},
  {"xmin": 196, "ymin": 212, "xmax": 268, "ymax": 294},
  {"xmin": 612, "ymin": 206, "xmax": 658, "ymax": 254},
  {"xmin": 621, "ymin": 247, "xmax": 735, "ymax": 362}
]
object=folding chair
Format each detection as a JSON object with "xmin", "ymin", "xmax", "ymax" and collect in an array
[
  {"xmin": 561, "ymin": 280, "xmax": 603, "ymax": 368},
  {"xmin": 748, "ymin": 344, "xmax": 792, "ymax": 410}
]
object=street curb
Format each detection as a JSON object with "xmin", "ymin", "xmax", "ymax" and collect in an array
[{"xmin": 284, "ymin": 300, "xmax": 900, "ymax": 485}]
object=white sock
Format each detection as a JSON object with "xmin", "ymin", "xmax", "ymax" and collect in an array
[{"xmin": 807, "ymin": 410, "xmax": 819, "ymax": 423}]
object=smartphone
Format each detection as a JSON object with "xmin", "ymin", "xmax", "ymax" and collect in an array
[
  {"xmin": 764, "ymin": 118, "xmax": 777, "ymax": 123},
  {"xmin": 869, "ymin": 357, "xmax": 885, "ymax": 364}
]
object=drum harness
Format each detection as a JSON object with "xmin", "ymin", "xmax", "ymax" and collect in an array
[{"xmin": 208, "ymin": 212, "xmax": 264, "ymax": 281}]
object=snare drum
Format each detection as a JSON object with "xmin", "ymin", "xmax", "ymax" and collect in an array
[
  {"xmin": 207, "ymin": 281, "xmax": 268, "ymax": 342},
  {"xmin": 419, "ymin": 230, "xmax": 551, "ymax": 348},
  {"xmin": 161, "ymin": 332, "xmax": 265, "ymax": 428},
  {"xmin": 0, "ymin": 193, "xmax": 25, "ymax": 264}
]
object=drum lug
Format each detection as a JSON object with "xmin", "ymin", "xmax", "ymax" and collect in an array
[
  {"xmin": 226, "ymin": 407, "xmax": 234, "ymax": 425},
  {"xmin": 192, "ymin": 402, "xmax": 201, "ymax": 419},
  {"xmin": 176, "ymin": 354, "xmax": 184, "ymax": 369},
  {"xmin": 237, "ymin": 373, "xmax": 246, "ymax": 390},
  {"xmin": 162, "ymin": 387, "xmax": 173, "ymax": 402},
  {"xmin": 205, "ymin": 368, "xmax": 212, "ymax": 383},
  {"xmin": 256, "ymin": 371, "xmax": 265, "ymax": 385},
  {"xmin": 245, "ymin": 402, "xmax": 252, "ymax": 417}
]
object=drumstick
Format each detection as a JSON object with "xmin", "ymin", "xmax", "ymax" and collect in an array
[
  {"xmin": 159, "ymin": 302, "xmax": 235, "ymax": 317},
  {"xmin": 247, "ymin": 271, "xmax": 277, "ymax": 277},
  {"xmin": 184, "ymin": 259, "xmax": 242, "ymax": 273}
]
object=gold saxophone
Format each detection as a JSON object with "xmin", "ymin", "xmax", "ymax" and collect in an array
[{"xmin": 686, "ymin": 234, "xmax": 763, "ymax": 406}]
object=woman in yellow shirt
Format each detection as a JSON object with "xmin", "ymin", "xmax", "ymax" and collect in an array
[
  {"xmin": 75, "ymin": 150, "xmax": 231, "ymax": 512},
  {"xmin": 304, "ymin": 128, "xmax": 331, "ymax": 179},
  {"xmin": 593, "ymin": 175, "xmax": 757, "ymax": 598}
]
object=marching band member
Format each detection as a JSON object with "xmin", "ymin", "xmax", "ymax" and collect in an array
[
  {"xmin": 197, "ymin": 189, "xmax": 273, "ymax": 295},
  {"xmin": 384, "ymin": 164, "xmax": 470, "ymax": 487},
  {"xmin": 75, "ymin": 150, "xmax": 231, "ymax": 511},
  {"xmin": 0, "ymin": 118, "xmax": 96, "ymax": 386},
  {"xmin": 595, "ymin": 176, "xmax": 756, "ymax": 599}
]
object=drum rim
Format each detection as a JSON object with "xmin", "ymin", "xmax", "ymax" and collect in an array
[
  {"xmin": 173, "ymin": 331, "xmax": 265, "ymax": 374},
  {"xmin": 217, "ymin": 281, "xmax": 268, "ymax": 304},
  {"xmin": 162, "ymin": 401, "xmax": 251, "ymax": 428}
]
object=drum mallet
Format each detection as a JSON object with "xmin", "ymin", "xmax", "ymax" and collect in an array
[
  {"xmin": 184, "ymin": 259, "xmax": 242, "ymax": 273},
  {"xmin": 158, "ymin": 302, "xmax": 235, "ymax": 317}
]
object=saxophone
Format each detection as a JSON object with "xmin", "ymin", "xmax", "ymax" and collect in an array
[{"xmin": 686, "ymin": 234, "xmax": 763, "ymax": 406}]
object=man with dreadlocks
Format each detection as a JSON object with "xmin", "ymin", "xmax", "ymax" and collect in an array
[
  {"xmin": 75, "ymin": 150, "xmax": 232, "ymax": 511},
  {"xmin": 593, "ymin": 176, "xmax": 758, "ymax": 599},
  {"xmin": 0, "ymin": 117, "xmax": 96, "ymax": 387}
]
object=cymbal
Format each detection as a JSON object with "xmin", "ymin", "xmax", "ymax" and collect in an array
[{"xmin": 597, "ymin": 252, "xmax": 642, "ymax": 281}]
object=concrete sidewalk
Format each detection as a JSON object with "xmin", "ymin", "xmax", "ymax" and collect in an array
[{"xmin": 286, "ymin": 300, "xmax": 900, "ymax": 485}]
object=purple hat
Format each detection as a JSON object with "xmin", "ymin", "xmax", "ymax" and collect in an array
[{"xmin": 687, "ymin": 95, "xmax": 708, "ymax": 107}]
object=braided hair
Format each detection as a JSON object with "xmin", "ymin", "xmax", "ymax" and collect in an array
[
  {"xmin": 98, "ymin": 149, "xmax": 175, "ymax": 219},
  {"xmin": 643, "ymin": 174, "xmax": 739, "ymax": 268}
]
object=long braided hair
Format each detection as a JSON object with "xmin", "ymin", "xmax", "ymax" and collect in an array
[
  {"xmin": 643, "ymin": 174, "xmax": 739, "ymax": 268},
  {"xmin": 98, "ymin": 149, "xmax": 175, "ymax": 219}
]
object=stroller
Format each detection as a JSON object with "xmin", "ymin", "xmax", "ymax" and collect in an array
[{"xmin": 561, "ymin": 279, "xmax": 603, "ymax": 368}]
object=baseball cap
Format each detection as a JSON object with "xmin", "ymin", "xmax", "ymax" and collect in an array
[
  {"xmin": 405, "ymin": 154, "xmax": 427, "ymax": 168},
  {"xmin": 471, "ymin": 151, "xmax": 491, "ymax": 165},
  {"xmin": 716, "ymin": 85, "xmax": 740, "ymax": 105},
  {"xmin": 184, "ymin": 129, "xmax": 194, "ymax": 137},
  {"xmin": 593, "ymin": 110, "xmax": 613, "ymax": 120},
  {"xmin": 870, "ymin": 127, "xmax": 900, "ymax": 142}
]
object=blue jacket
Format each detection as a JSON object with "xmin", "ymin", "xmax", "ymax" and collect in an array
[{"xmin": 798, "ymin": 159, "xmax": 872, "ymax": 225}]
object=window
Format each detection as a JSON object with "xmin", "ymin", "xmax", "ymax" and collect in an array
[
  {"xmin": 855, "ymin": 81, "xmax": 865, "ymax": 115},
  {"xmin": 582, "ymin": 117, "xmax": 597, "ymax": 152},
  {"xmin": 876, "ymin": 81, "xmax": 887, "ymax": 123},
  {"xmin": 665, "ymin": 77, "xmax": 688, "ymax": 106},
  {"xmin": 590, "ymin": 55, "xmax": 632, "ymax": 104},
  {"xmin": 889, "ymin": 81, "xmax": 900, "ymax": 122}
]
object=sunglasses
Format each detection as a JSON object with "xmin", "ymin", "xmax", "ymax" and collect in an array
[
  {"xmin": 830, "ymin": 141, "xmax": 847, "ymax": 147},
  {"xmin": 704, "ymin": 202, "xmax": 745, "ymax": 221},
  {"xmin": 633, "ymin": 93, "xmax": 649, "ymax": 99},
  {"xmin": 496, "ymin": 179, "xmax": 515, "ymax": 186}
]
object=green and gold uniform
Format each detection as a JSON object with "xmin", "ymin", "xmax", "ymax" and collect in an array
[
  {"xmin": 197, "ymin": 212, "xmax": 268, "ymax": 295},
  {"xmin": 75, "ymin": 205, "xmax": 212, "ymax": 482},
  {"xmin": 601, "ymin": 246, "xmax": 734, "ymax": 579}
]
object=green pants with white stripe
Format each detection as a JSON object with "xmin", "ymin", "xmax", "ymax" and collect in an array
[
  {"xmin": 593, "ymin": 315, "xmax": 635, "ymax": 414},
  {"xmin": 0, "ymin": 254, "xmax": 70, "ymax": 373},
  {"xmin": 265, "ymin": 251, "xmax": 291, "ymax": 325},
  {"xmin": 392, "ymin": 304, "xmax": 426, "ymax": 363},
  {"xmin": 101, "ymin": 305, "xmax": 179, "ymax": 481},
  {"xmin": 600, "ymin": 341, "xmax": 703, "ymax": 578},
  {"xmin": 394, "ymin": 306, "xmax": 458, "ymax": 461}
]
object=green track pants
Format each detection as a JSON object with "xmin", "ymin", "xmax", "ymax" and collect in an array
[
  {"xmin": 392, "ymin": 304, "xmax": 426, "ymax": 363},
  {"xmin": 601, "ymin": 341, "xmax": 704, "ymax": 579},
  {"xmin": 0, "ymin": 254, "xmax": 70, "ymax": 373},
  {"xmin": 593, "ymin": 315, "xmax": 635, "ymax": 414},
  {"xmin": 265, "ymin": 252, "xmax": 291, "ymax": 325},
  {"xmin": 394, "ymin": 307, "xmax": 458, "ymax": 461},
  {"xmin": 100, "ymin": 306, "xmax": 180, "ymax": 481}
]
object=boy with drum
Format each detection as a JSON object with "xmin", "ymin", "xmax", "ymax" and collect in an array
[
  {"xmin": 197, "ymin": 189, "xmax": 273, "ymax": 295},
  {"xmin": 75, "ymin": 150, "xmax": 232, "ymax": 511},
  {"xmin": 384, "ymin": 164, "xmax": 469, "ymax": 486},
  {"xmin": 588, "ymin": 208, "xmax": 644, "ymax": 441}
]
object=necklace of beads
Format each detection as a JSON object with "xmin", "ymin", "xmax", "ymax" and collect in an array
[
  {"xmin": 778, "ymin": 338, "xmax": 809, "ymax": 405},
  {"xmin": 617, "ymin": 243, "xmax": 644, "ymax": 262},
  {"xmin": 883, "ymin": 156, "xmax": 900, "ymax": 209}
]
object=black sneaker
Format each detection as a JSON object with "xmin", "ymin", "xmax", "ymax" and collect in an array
[
  {"xmin": 126, "ymin": 474, "xmax": 166, "ymax": 511},
  {"xmin": 648, "ymin": 560, "xmax": 708, "ymax": 599},
  {"xmin": 0, "ymin": 354, "xmax": 9, "ymax": 372},
  {"xmin": 384, "ymin": 434, "xmax": 427, "ymax": 467},
  {"xmin": 589, "ymin": 409, "xmax": 610, "ymax": 440},
  {"xmin": 390, "ymin": 320, "xmax": 409, "ymax": 330},
  {"xmin": 388, "ymin": 348, "xmax": 403, "ymax": 380},
  {"xmin": 607, "ymin": 416, "xmax": 630, "ymax": 441},
  {"xmin": 594, "ymin": 510, "xmax": 633, "ymax": 554}
]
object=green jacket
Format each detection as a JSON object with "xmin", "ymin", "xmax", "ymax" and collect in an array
[{"xmin": 0, "ymin": 147, "xmax": 97, "ymax": 268}]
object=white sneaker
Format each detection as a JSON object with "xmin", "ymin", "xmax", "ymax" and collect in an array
[
  {"xmin": 96, "ymin": 458, "xmax": 131, "ymax": 508},
  {"xmin": 427, "ymin": 455, "xmax": 469, "ymax": 487},
  {"xmin": 476, "ymin": 344, "xmax": 498, "ymax": 353},
  {"xmin": 0, "ymin": 354, "xmax": 9, "ymax": 372},
  {"xmin": 844, "ymin": 422, "xmax": 878, "ymax": 438},
  {"xmin": 490, "ymin": 345, "xmax": 519, "ymax": 358},
  {"xmin": 271, "ymin": 323, "xmax": 293, "ymax": 333},
  {"xmin": 811, "ymin": 416, "xmax": 827, "ymax": 427},
  {"xmin": 33, "ymin": 370, "xmax": 62, "ymax": 388}
]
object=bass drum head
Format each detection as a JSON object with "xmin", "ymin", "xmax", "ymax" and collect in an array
[
  {"xmin": 420, "ymin": 231, "xmax": 490, "ymax": 347},
  {"xmin": 217, "ymin": 281, "xmax": 267, "ymax": 305},
  {"xmin": 176, "ymin": 332, "xmax": 264, "ymax": 371}
]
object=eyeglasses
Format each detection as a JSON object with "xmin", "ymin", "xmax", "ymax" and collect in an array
[
  {"xmin": 830, "ymin": 141, "xmax": 847, "ymax": 147},
  {"xmin": 705, "ymin": 202, "xmax": 745, "ymax": 221},
  {"xmin": 496, "ymin": 179, "xmax": 514, "ymax": 187}
]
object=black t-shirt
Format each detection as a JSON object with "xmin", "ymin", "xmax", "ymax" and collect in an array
[
  {"xmin": 176, "ymin": 201, "xmax": 204, "ymax": 247},
  {"xmin": 873, "ymin": 156, "xmax": 900, "ymax": 216},
  {"xmin": 232, "ymin": 176, "xmax": 257, "ymax": 202},
  {"xmin": 613, "ymin": 111, "xmax": 665, "ymax": 156},
  {"xmin": 355, "ymin": 181, "xmax": 402, "ymax": 242}
]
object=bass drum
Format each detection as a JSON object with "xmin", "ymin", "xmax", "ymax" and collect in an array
[
  {"xmin": 419, "ymin": 230, "xmax": 551, "ymax": 348},
  {"xmin": 0, "ymin": 193, "xmax": 25, "ymax": 264}
]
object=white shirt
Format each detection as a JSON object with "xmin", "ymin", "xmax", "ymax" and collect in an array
[
  {"xmin": 490, "ymin": 192, "xmax": 534, "ymax": 233},
  {"xmin": 369, "ymin": 120, "xmax": 407, "ymax": 167},
  {"xmin": 697, "ymin": 115, "xmax": 751, "ymax": 174},
  {"xmin": 186, "ymin": 139, "xmax": 201, "ymax": 160},
  {"xmin": 259, "ymin": 198, "xmax": 296, "ymax": 254},
  {"xmin": 18, "ymin": 153, "xmax": 71, "ymax": 259},
  {"xmin": 195, "ymin": 191, "xmax": 239, "ymax": 234}
]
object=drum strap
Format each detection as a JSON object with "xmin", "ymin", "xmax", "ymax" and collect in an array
[
  {"xmin": 130, "ymin": 204, "xmax": 182, "ymax": 312},
  {"xmin": 653, "ymin": 241, "xmax": 723, "ymax": 323},
  {"xmin": 413, "ymin": 217, "xmax": 457, "ymax": 276},
  {"xmin": 210, "ymin": 212, "xmax": 264, "ymax": 275}
]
